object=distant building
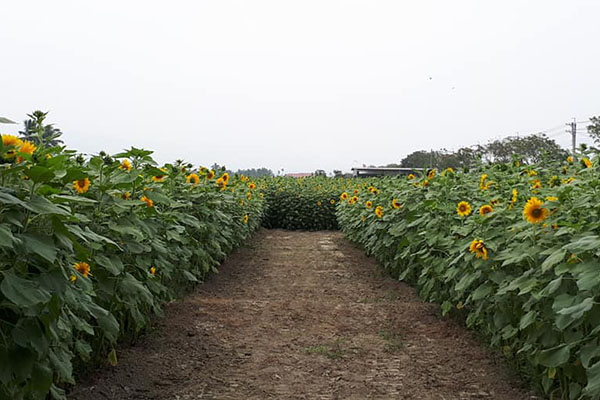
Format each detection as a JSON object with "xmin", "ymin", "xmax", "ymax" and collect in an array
[
  {"xmin": 285, "ymin": 173, "xmax": 313, "ymax": 178},
  {"xmin": 351, "ymin": 167, "xmax": 423, "ymax": 178}
]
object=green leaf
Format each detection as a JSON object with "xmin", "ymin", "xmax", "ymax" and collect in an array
[
  {"xmin": 108, "ymin": 349, "xmax": 118, "ymax": 366},
  {"xmin": 564, "ymin": 235, "xmax": 600, "ymax": 252},
  {"xmin": 26, "ymin": 166, "xmax": 55, "ymax": 183},
  {"xmin": 537, "ymin": 344, "xmax": 571, "ymax": 367},
  {"xmin": 541, "ymin": 248, "xmax": 566, "ymax": 272},
  {"xmin": 20, "ymin": 233, "xmax": 57, "ymax": 263},
  {"xmin": 0, "ymin": 224, "xmax": 16, "ymax": 248},
  {"xmin": 0, "ymin": 117, "xmax": 16, "ymax": 124},
  {"xmin": 95, "ymin": 254, "xmax": 124, "ymax": 276},
  {"xmin": 557, "ymin": 297, "xmax": 594, "ymax": 320},
  {"xmin": 519, "ymin": 310, "xmax": 538, "ymax": 330},
  {"xmin": 580, "ymin": 342, "xmax": 600, "ymax": 368},
  {"xmin": 583, "ymin": 360, "xmax": 600, "ymax": 397},
  {"xmin": 0, "ymin": 271, "xmax": 52, "ymax": 307}
]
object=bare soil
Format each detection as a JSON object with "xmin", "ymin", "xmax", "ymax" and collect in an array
[{"xmin": 71, "ymin": 229, "xmax": 537, "ymax": 400}]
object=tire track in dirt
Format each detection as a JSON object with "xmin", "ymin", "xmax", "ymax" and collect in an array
[{"xmin": 71, "ymin": 229, "xmax": 536, "ymax": 400}]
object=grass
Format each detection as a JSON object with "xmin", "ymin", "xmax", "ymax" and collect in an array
[
  {"xmin": 378, "ymin": 328, "xmax": 404, "ymax": 352},
  {"xmin": 304, "ymin": 338, "xmax": 346, "ymax": 360}
]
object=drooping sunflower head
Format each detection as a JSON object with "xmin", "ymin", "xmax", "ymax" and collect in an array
[
  {"xmin": 199, "ymin": 166, "xmax": 208, "ymax": 175},
  {"xmin": 120, "ymin": 159, "xmax": 132, "ymax": 171},
  {"xmin": 365, "ymin": 200, "xmax": 373, "ymax": 209},
  {"xmin": 548, "ymin": 175, "xmax": 561, "ymax": 187},
  {"xmin": 186, "ymin": 173, "xmax": 200, "ymax": 185},
  {"xmin": 407, "ymin": 174, "xmax": 415, "ymax": 180},
  {"xmin": 140, "ymin": 195, "xmax": 154, "ymax": 208},
  {"xmin": 427, "ymin": 169, "xmax": 436, "ymax": 180},
  {"xmin": 375, "ymin": 206, "xmax": 383, "ymax": 218},
  {"xmin": 581, "ymin": 157, "xmax": 592, "ymax": 168},
  {"xmin": 340, "ymin": 192, "xmax": 349, "ymax": 201},
  {"xmin": 442, "ymin": 167, "xmax": 454, "ymax": 176},
  {"xmin": 469, "ymin": 239, "xmax": 488, "ymax": 260},
  {"xmin": 423, "ymin": 180, "xmax": 429, "ymax": 187},
  {"xmin": 152, "ymin": 168, "xmax": 168, "ymax": 182},
  {"xmin": 73, "ymin": 178, "xmax": 91, "ymax": 194},
  {"xmin": 523, "ymin": 197, "xmax": 548, "ymax": 224},
  {"xmin": 479, "ymin": 204, "xmax": 493, "ymax": 216},
  {"xmin": 392, "ymin": 199, "xmax": 402, "ymax": 209},
  {"xmin": 530, "ymin": 179, "xmax": 542, "ymax": 189},
  {"xmin": 456, "ymin": 201, "xmax": 471, "ymax": 217},
  {"xmin": 247, "ymin": 192, "xmax": 252, "ymax": 199},
  {"xmin": 74, "ymin": 262, "xmax": 91, "ymax": 278}
]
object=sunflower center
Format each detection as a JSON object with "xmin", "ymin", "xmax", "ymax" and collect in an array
[{"xmin": 531, "ymin": 208, "xmax": 542, "ymax": 218}]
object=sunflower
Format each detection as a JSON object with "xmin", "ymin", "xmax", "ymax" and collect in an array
[
  {"xmin": 392, "ymin": 199, "xmax": 402, "ymax": 209},
  {"xmin": 350, "ymin": 195, "xmax": 358, "ymax": 204},
  {"xmin": 1, "ymin": 134, "xmax": 22, "ymax": 147},
  {"xmin": 581, "ymin": 157, "xmax": 592, "ymax": 168},
  {"xmin": 247, "ymin": 192, "xmax": 252, "ymax": 199},
  {"xmin": 531, "ymin": 179, "xmax": 542, "ymax": 189},
  {"xmin": 548, "ymin": 175, "xmax": 561, "ymax": 187},
  {"xmin": 243, "ymin": 214, "xmax": 249, "ymax": 224},
  {"xmin": 375, "ymin": 206, "xmax": 383, "ymax": 218},
  {"xmin": 407, "ymin": 174, "xmax": 415, "ymax": 180},
  {"xmin": 199, "ymin": 167, "xmax": 208, "ymax": 175},
  {"xmin": 120, "ymin": 159, "xmax": 132, "ymax": 171},
  {"xmin": 206, "ymin": 170, "xmax": 215, "ymax": 180},
  {"xmin": 140, "ymin": 195, "xmax": 154, "ymax": 208},
  {"xmin": 365, "ymin": 201, "xmax": 373, "ymax": 209},
  {"xmin": 340, "ymin": 192, "xmax": 349, "ymax": 201},
  {"xmin": 221, "ymin": 172, "xmax": 230, "ymax": 183},
  {"xmin": 546, "ymin": 196, "xmax": 558, "ymax": 202},
  {"xmin": 371, "ymin": 188, "xmax": 379, "ymax": 195},
  {"xmin": 508, "ymin": 188, "xmax": 518, "ymax": 210},
  {"xmin": 73, "ymin": 178, "xmax": 91, "ymax": 194},
  {"xmin": 248, "ymin": 182, "xmax": 257, "ymax": 190},
  {"xmin": 240, "ymin": 199, "xmax": 245, "ymax": 206},
  {"xmin": 330, "ymin": 199, "xmax": 336, "ymax": 205},
  {"xmin": 423, "ymin": 180, "xmax": 429, "ymax": 187},
  {"xmin": 216, "ymin": 177, "xmax": 226, "ymax": 188},
  {"xmin": 479, "ymin": 204, "xmax": 493, "ymax": 215},
  {"xmin": 567, "ymin": 156, "xmax": 574, "ymax": 164},
  {"xmin": 317, "ymin": 201, "xmax": 322, "ymax": 207},
  {"xmin": 259, "ymin": 193, "xmax": 264, "ymax": 198},
  {"xmin": 152, "ymin": 168, "xmax": 168, "ymax": 182},
  {"xmin": 353, "ymin": 189, "xmax": 359, "ymax": 195},
  {"xmin": 149, "ymin": 267, "xmax": 157, "ymax": 276},
  {"xmin": 427, "ymin": 169, "xmax": 436, "ymax": 180},
  {"xmin": 186, "ymin": 173, "xmax": 200, "ymax": 185},
  {"xmin": 121, "ymin": 192, "xmax": 131, "ymax": 200},
  {"xmin": 16, "ymin": 141, "xmax": 37, "ymax": 162},
  {"xmin": 74, "ymin": 262, "xmax": 91, "ymax": 278},
  {"xmin": 469, "ymin": 239, "xmax": 488, "ymax": 260},
  {"xmin": 456, "ymin": 201, "xmax": 471, "ymax": 217},
  {"xmin": 523, "ymin": 197, "xmax": 548, "ymax": 224}
]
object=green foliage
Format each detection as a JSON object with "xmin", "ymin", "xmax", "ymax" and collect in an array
[
  {"xmin": 0, "ymin": 135, "xmax": 264, "ymax": 399},
  {"xmin": 261, "ymin": 177, "xmax": 344, "ymax": 230},
  {"xmin": 588, "ymin": 116, "xmax": 600, "ymax": 146},
  {"xmin": 19, "ymin": 111, "xmax": 64, "ymax": 147},
  {"xmin": 336, "ymin": 155, "xmax": 600, "ymax": 399}
]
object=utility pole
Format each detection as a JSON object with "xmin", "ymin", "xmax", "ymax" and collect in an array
[{"xmin": 566, "ymin": 118, "xmax": 577, "ymax": 155}]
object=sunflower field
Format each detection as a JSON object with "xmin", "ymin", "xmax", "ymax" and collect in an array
[
  {"xmin": 0, "ymin": 135, "xmax": 264, "ymax": 399},
  {"xmin": 261, "ymin": 176, "xmax": 346, "ymax": 230},
  {"xmin": 336, "ymin": 157, "xmax": 600, "ymax": 399}
]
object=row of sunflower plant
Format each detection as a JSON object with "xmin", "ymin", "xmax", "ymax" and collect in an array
[
  {"xmin": 261, "ymin": 176, "xmax": 347, "ymax": 230},
  {"xmin": 0, "ymin": 134, "xmax": 265, "ymax": 399},
  {"xmin": 336, "ymin": 155, "xmax": 600, "ymax": 399}
]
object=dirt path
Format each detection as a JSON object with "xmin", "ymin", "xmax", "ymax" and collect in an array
[{"xmin": 71, "ymin": 229, "xmax": 535, "ymax": 400}]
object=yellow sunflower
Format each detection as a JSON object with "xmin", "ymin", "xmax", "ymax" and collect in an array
[
  {"xmin": 427, "ymin": 169, "xmax": 436, "ymax": 180},
  {"xmin": 120, "ymin": 159, "xmax": 132, "ymax": 171},
  {"xmin": 365, "ymin": 201, "xmax": 373, "ymax": 209},
  {"xmin": 216, "ymin": 177, "xmax": 226, "ymax": 188},
  {"xmin": 392, "ymin": 199, "xmax": 402, "ymax": 209},
  {"xmin": 186, "ymin": 173, "xmax": 200, "ymax": 185},
  {"xmin": 121, "ymin": 192, "xmax": 131, "ymax": 200},
  {"xmin": 73, "ymin": 178, "xmax": 91, "ymax": 194},
  {"xmin": 548, "ymin": 175, "xmax": 561, "ymax": 187},
  {"xmin": 581, "ymin": 157, "xmax": 592, "ymax": 168},
  {"xmin": 330, "ymin": 199, "xmax": 336, "ymax": 205},
  {"xmin": 206, "ymin": 170, "xmax": 215, "ymax": 180},
  {"xmin": 407, "ymin": 174, "xmax": 415, "ymax": 180},
  {"xmin": 457, "ymin": 201, "xmax": 471, "ymax": 217},
  {"xmin": 340, "ymin": 192, "xmax": 349, "ymax": 201},
  {"xmin": 259, "ymin": 193, "xmax": 264, "ymax": 198},
  {"xmin": 74, "ymin": 262, "xmax": 91, "ymax": 278},
  {"xmin": 523, "ymin": 197, "xmax": 548, "ymax": 224},
  {"xmin": 469, "ymin": 239, "xmax": 488, "ymax": 260},
  {"xmin": 221, "ymin": 172, "xmax": 230, "ymax": 183},
  {"xmin": 16, "ymin": 141, "xmax": 37, "ymax": 162},
  {"xmin": 567, "ymin": 156, "xmax": 574, "ymax": 164},
  {"xmin": 546, "ymin": 196, "xmax": 558, "ymax": 202},
  {"xmin": 1, "ymin": 134, "xmax": 22, "ymax": 147},
  {"xmin": 152, "ymin": 168, "xmax": 168, "ymax": 182},
  {"xmin": 350, "ymin": 195, "xmax": 358, "ymax": 204},
  {"xmin": 248, "ymin": 182, "xmax": 257, "ymax": 190},
  {"xmin": 375, "ymin": 206, "xmax": 383, "ymax": 218},
  {"xmin": 508, "ymin": 188, "xmax": 518, "ymax": 210},
  {"xmin": 247, "ymin": 192, "xmax": 252, "ymax": 199},
  {"xmin": 479, "ymin": 204, "xmax": 493, "ymax": 216},
  {"xmin": 140, "ymin": 195, "xmax": 154, "ymax": 208},
  {"xmin": 149, "ymin": 267, "xmax": 157, "ymax": 276},
  {"xmin": 531, "ymin": 179, "xmax": 542, "ymax": 189},
  {"xmin": 317, "ymin": 201, "xmax": 322, "ymax": 207},
  {"xmin": 243, "ymin": 214, "xmax": 249, "ymax": 224}
]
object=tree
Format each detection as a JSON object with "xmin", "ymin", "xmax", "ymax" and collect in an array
[
  {"xmin": 588, "ymin": 116, "xmax": 600, "ymax": 145},
  {"xmin": 19, "ymin": 110, "xmax": 64, "ymax": 146},
  {"xmin": 314, "ymin": 169, "xmax": 327, "ymax": 177},
  {"xmin": 480, "ymin": 134, "xmax": 566, "ymax": 164},
  {"xmin": 235, "ymin": 168, "xmax": 274, "ymax": 177}
]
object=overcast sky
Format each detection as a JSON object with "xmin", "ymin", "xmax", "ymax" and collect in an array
[{"xmin": 1, "ymin": 1, "xmax": 599, "ymax": 173}]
